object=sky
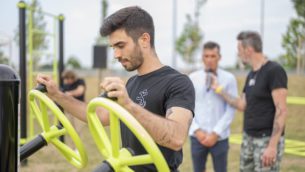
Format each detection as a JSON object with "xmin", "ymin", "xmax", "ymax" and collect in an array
[{"xmin": 0, "ymin": 0, "xmax": 296, "ymax": 69}]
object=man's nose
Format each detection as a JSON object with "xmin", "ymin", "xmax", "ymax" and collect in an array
[{"xmin": 114, "ymin": 49, "xmax": 122, "ymax": 59}]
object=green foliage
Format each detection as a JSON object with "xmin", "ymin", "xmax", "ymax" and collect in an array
[
  {"xmin": 96, "ymin": 0, "xmax": 108, "ymax": 45},
  {"xmin": 175, "ymin": 15, "xmax": 203, "ymax": 64},
  {"xmin": 66, "ymin": 55, "xmax": 82, "ymax": 69},
  {"xmin": 0, "ymin": 50, "xmax": 9, "ymax": 65},
  {"xmin": 280, "ymin": 0, "xmax": 305, "ymax": 69},
  {"xmin": 29, "ymin": 0, "xmax": 48, "ymax": 70},
  {"xmin": 175, "ymin": 0, "xmax": 206, "ymax": 65}
]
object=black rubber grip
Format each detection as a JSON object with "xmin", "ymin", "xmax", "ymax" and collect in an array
[
  {"xmin": 35, "ymin": 84, "xmax": 47, "ymax": 93},
  {"xmin": 20, "ymin": 134, "xmax": 48, "ymax": 161},
  {"xmin": 99, "ymin": 92, "xmax": 117, "ymax": 101}
]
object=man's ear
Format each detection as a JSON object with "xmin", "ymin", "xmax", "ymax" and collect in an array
[{"xmin": 139, "ymin": 33, "xmax": 150, "ymax": 48}]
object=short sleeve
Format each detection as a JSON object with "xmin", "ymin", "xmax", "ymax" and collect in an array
[
  {"xmin": 268, "ymin": 65, "xmax": 287, "ymax": 90},
  {"xmin": 78, "ymin": 79, "xmax": 86, "ymax": 86},
  {"xmin": 164, "ymin": 75, "xmax": 195, "ymax": 116}
]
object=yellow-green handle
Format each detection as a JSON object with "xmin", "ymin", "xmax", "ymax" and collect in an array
[
  {"xmin": 29, "ymin": 90, "xmax": 88, "ymax": 168},
  {"xmin": 87, "ymin": 97, "xmax": 170, "ymax": 172}
]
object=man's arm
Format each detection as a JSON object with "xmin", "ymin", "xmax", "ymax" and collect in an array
[
  {"xmin": 211, "ymin": 75, "xmax": 246, "ymax": 111},
  {"xmin": 261, "ymin": 88, "xmax": 288, "ymax": 166},
  {"xmin": 66, "ymin": 85, "xmax": 85, "ymax": 97},
  {"xmin": 101, "ymin": 77, "xmax": 193, "ymax": 151},
  {"xmin": 126, "ymin": 103, "xmax": 193, "ymax": 151},
  {"xmin": 37, "ymin": 74, "xmax": 109, "ymax": 125},
  {"xmin": 217, "ymin": 90, "xmax": 246, "ymax": 112}
]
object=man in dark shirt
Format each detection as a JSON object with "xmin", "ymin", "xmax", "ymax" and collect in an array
[
  {"xmin": 211, "ymin": 31, "xmax": 287, "ymax": 172},
  {"xmin": 62, "ymin": 69, "xmax": 86, "ymax": 102},
  {"xmin": 37, "ymin": 6, "xmax": 195, "ymax": 172}
]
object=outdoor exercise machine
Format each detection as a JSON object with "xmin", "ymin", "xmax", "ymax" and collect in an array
[
  {"xmin": 0, "ymin": 68, "xmax": 169, "ymax": 171},
  {"xmin": 19, "ymin": 84, "xmax": 87, "ymax": 169},
  {"xmin": 18, "ymin": 0, "xmax": 65, "ymax": 144},
  {"xmin": 87, "ymin": 94, "xmax": 170, "ymax": 172},
  {"xmin": 20, "ymin": 85, "xmax": 169, "ymax": 171}
]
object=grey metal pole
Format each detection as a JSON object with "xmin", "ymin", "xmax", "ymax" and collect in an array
[
  {"xmin": 260, "ymin": 0, "xmax": 265, "ymax": 42},
  {"xmin": 172, "ymin": 0, "xmax": 177, "ymax": 69}
]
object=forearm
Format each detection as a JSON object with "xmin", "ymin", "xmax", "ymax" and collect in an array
[
  {"xmin": 53, "ymin": 91, "xmax": 88, "ymax": 122},
  {"xmin": 217, "ymin": 88, "xmax": 245, "ymax": 111},
  {"xmin": 125, "ymin": 102, "xmax": 190, "ymax": 151},
  {"xmin": 66, "ymin": 86, "xmax": 85, "ymax": 97},
  {"xmin": 268, "ymin": 103, "xmax": 287, "ymax": 147}
]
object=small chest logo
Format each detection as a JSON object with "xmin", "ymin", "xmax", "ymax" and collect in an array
[{"xmin": 136, "ymin": 89, "xmax": 148, "ymax": 107}]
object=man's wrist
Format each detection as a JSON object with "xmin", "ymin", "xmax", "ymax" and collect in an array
[{"xmin": 215, "ymin": 86, "xmax": 223, "ymax": 94}]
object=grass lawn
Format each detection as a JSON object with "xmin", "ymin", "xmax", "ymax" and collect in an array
[{"xmin": 20, "ymin": 73, "xmax": 305, "ymax": 172}]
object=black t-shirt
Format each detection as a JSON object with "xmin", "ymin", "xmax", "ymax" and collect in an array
[
  {"xmin": 243, "ymin": 61, "xmax": 287, "ymax": 137},
  {"xmin": 123, "ymin": 66, "xmax": 195, "ymax": 172},
  {"xmin": 62, "ymin": 79, "xmax": 86, "ymax": 101}
]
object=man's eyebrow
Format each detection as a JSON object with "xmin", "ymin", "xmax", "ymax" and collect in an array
[{"xmin": 111, "ymin": 41, "xmax": 126, "ymax": 48}]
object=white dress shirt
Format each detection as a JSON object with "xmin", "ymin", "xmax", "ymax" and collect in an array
[{"xmin": 188, "ymin": 68, "xmax": 238, "ymax": 140}]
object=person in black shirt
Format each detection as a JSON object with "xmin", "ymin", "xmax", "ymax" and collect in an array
[
  {"xmin": 36, "ymin": 6, "xmax": 195, "ymax": 172},
  {"xmin": 211, "ymin": 31, "xmax": 287, "ymax": 172},
  {"xmin": 61, "ymin": 69, "xmax": 86, "ymax": 102}
]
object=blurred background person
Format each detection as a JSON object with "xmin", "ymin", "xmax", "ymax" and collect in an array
[
  {"xmin": 62, "ymin": 69, "xmax": 86, "ymax": 102},
  {"xmin": 188, "ymin": 41, "xmax": 238, "ymax": 172}
]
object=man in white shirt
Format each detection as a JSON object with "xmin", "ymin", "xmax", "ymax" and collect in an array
[{"xmin": 189, "ymin": 41, "xmax": 238, "ymax": 172}]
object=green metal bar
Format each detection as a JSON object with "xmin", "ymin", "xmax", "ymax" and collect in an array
[
  {"xmin": 25, "ymin": 5, "xmax": 60, "ymax": 19},
  {"xmin": 119, "ymin": 155, "xmax": 153, "ymax": 166},
  {"xmin": 287, "ymin": 96, "xmax": 305, "ymax": 105},
  {"xmin": 53, "ymin": 17, "xmax": 58, "ymax": 82},
  {"xmin": 32, "ymin": 29, "xmax": 55, "ymax": 36},
  {"xmin": 110, "ymin": 111, "xmax": 120, "ymax": 158},
  {"xmin": 41, "ymin": 125, "xmax": 67, "ymax": 142}
]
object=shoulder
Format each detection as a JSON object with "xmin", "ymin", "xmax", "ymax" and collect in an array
[
  {"xmin": 189, "ymin": 69, "xmax": 203, "ymax": 79},
  {"xmin": 265, "ymin": 61, "xmax": 287, "ymax": 75},
  {"xmin": 218, "ymin": 68, "xmax": 236, "ymax": 81},
  {"xmin": 76, "ymin": 78, "xmax": 85, "ymax": 85}
]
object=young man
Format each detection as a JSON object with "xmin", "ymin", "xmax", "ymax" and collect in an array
[
  {"xmin": 61, "ymin": 69, "xmax": 86, "ymax": 102},
  {"xmin": 211, "ymin": 31, "xmax": 288, "ymax": 172},
  {"xmin": 189, "ymin": 41, "xmax": 237, "ymax": 172},
  {"xmin": 37, "ymin": 6, "xmax": 195, "ymax": 172}
]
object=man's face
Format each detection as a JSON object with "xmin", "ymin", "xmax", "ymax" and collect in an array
[
  {"xmin": 237, "ymin": 41, "xmax": 249, "ymax": 65},
  {"xmin": 109, "ymin": 29, "xmax": 143, "ymax": 71},
  {"xmin": 202, "ymin": 48, "xmax": 221, "ymax": 72}
]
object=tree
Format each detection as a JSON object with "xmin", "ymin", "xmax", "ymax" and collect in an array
[
  {"xmin": 280, "ymin": 0, "xmax": 305, "ymax": 73},
  {"xmin": 95, "ymin": 0, "xmax": 108, "ymax": 45},
  {"xmin": 175, "ymin": 0, "xmax": 207, "ymax": 67},
  {"xmin": 66, "ymin": 55, "xmax": 81, "ymax": 69},
  {"xmin": 15, "ymin": 0, "xmax": 48, "ymax": 70},
  {"xmin": 0, "ymin": 50, "xmax": 9, "ymax": 65}
]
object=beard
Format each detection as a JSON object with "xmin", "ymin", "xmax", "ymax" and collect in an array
[{"xmin": 121, "ymin": 45, "xmax": 144, "ymax": 71}]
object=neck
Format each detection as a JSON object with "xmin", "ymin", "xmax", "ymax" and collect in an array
[
  {"xmin": 137, "ymin": 50, "xmax": 164, "ymax": 75},
  {"xmin": 251, "ymin": 53, "xmax": 267, "ymax": 71}
]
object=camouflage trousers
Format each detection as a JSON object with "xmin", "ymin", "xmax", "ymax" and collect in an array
[{"xmin": 240, "ymin": 132, "xmax": 285, "ymax": 172}]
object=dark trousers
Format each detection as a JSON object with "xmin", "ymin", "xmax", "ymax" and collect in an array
[{"xmin": 190, "ymin": 136, "xmax": 229, "ymax": 172}]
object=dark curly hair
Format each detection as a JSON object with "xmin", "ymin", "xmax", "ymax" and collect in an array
[{"xmin": 100, "ymin": 6, "xmax": 155, "ymax": 48}]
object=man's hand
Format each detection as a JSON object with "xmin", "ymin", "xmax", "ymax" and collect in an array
[
  {"xmin": 201, "ymin": 132, "xmax": 219, "ymax": 147},
  {"xmin": 261, "ymin": 145, "xmax": 277, "ymax": 167},
  {"xmin": 36, "ymin": 74, "xmax": 61, "ymax": 100},
  {"xmin": 210, "ymin": 74, "xmax": 219, "ymax": 91},
  {"xmin": 100, "ymin": 77, "xmax": 132, "ymax": 107},
  {"xmin": 194, "ymin": 129, "xmax": 207, "ymax": 143}
]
